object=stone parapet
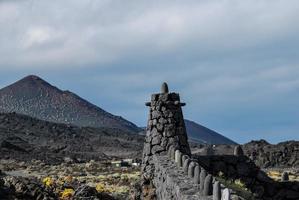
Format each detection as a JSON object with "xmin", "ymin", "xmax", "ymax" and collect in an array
[
  {"xmin": 141, "ymin": 83, "xmax": 299, "ymax": 200},
  {"xmin": 141, "ymin": 83, "xmax": 191, "ymax": 199}
]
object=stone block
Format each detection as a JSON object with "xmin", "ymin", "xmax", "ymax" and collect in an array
[
  {"xmin": 169, "ymin": 93, "xmax": 180, "ymax": 101},
  {"xmin": 200, "ymin": 168, "xmax": 207, "ymax": 192},
  {"xmin": 156, "ymin": 123, "xmax": 164, "ymax": 132},
  {"xmin": 161, "ymin": 82, "xmax": 169, "ymax": 93},
  {"xmin": 182, "ymin": 155, "xmax": 189, "ymax": 165},
  {"xmin": 144, "ymin": 143, "xmax": 151, "ymax": 156},
  {"xmin": 151, "ymin": 145, "xmax": 164, "ymax": 154},
  {"xmin": 175, "ymin": 150, "xmax": 181, "ymax": 164},
  {"xmin": 183, "ymin": 158, "xmax": 191, "ymax": 173},
  {"xmin": 158, "ymin": 117, "xmax": 168, "ymax": 125},
  {"xmin": 152, "ymin": 135, "xmax": 162, "ymax": 145},
  {"xmin": 203, "ymin": 174, "xmax": 213, "ymax": 196},
  {"xmin": 234, "ymin": 145, "xmax": 244, "ymax": 156},
  {"xmin": 193, "ymin": 165, "xmax": 200, "ymax": 184},
  {"xmin": 161, "ymin": 138, "xmax": 168, "ymax": 148},
  {"xmin": 188, "ymin": 161, "xmax": 196, "ymax": 178},
  {"xmin": 167, "ymin": 146, "xmax": 173, "ymax": 158},
  {"xmin": 213, "ymin": 181, "xmax": 221, "ymax": 200},
  {"xmin": 151, "ymin": 94, "xmax": 159, "ymax": 101},
  {"xmin": 164, "ymin": 129, "xmax": 175, "ymax": 137},
  {"xmin": 152, "ymin": 110, "xmax": 161, "ymax": 119},
  {"xmin": 281, "ymin": 171, "xmax": 289, "ymax": 181},
  {"xmin": 151, "ymin": 127, "xmax": 160, "ymax": 137},
  {"xmin": 170, "ymin": 147, "xmax": 176, "ymax": 160},
  {"xmin": 222, "ymin": 188, "xmax": 231, "ymax": 200},
  {"xmin": 159, "ymin": 93, "xmax": 169, "ymax": 101}
]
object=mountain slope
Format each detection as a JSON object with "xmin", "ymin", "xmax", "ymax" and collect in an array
[
  {"xmin": 0, "ymin": 112, "xmax": 144, "ymax": 163},
  {"xmin": 185, "ymin": 119, "xmax": 237, "ymax": 145},
  {"xmin": 0, "ymin": 75, "xmax": 140, "ymax": 133}
]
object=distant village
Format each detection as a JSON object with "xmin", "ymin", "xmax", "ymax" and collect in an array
[{"xmin": 110, "ymin": 158, "xmax": 142, "ymax": 168}]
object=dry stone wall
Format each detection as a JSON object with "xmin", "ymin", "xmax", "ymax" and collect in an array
[
  {"xmin": 151, "ymin": 149, "xmax": 243, "ymax": 200},
  {"xmin": 141, "ymin": 83, "xmax": 299, "ymax": 200},
  {"xmin": 141, "ymin": 83, "xmax": 190, "ymax": 190},
  {"xmin": 194, "ymin": 155, "xmax": 299, "ymax": 200}
]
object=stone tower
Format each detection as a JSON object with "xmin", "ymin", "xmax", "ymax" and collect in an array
[{"xmin": 141, "ymin": 83, "xmax": 191, "ymax": 198}]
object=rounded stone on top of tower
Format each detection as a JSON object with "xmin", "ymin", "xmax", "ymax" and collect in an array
[{"xmin": 161, "ymin": 82, "xmax": 169, "ymax": 93}]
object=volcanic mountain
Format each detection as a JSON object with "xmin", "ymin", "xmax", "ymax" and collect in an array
[
  {"xmin": 185, "ymin": 119, "xmax": 237, "ymax": 145},
  {"xmin": 0, "ymin": 75, "xmax": 140, "ymax": 133}
]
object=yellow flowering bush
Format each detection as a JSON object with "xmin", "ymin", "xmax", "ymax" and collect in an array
[
  {"xmin": 95, "ymin": 183, "xmax": 117, "ymax": 193},
  {"xmin": 43, "ymin": 177, "xmax": 54, "ymax": 187},
  {"xmin": 60, "ymin": 188, "xmax": 74, "ymax": 199},
  {"xmin": 96, "ymin": 183, "xmax": 105, "ymax": 192},
  {"xmin": 234, "ymin": 179, "xmax": 246, "ymax": 189},
  {"xmin": 267, "ymin": 170, "xmax": 282, "ymax": 181},
  {"xmin": 267, "ymin": 171, "xmax": 280, "ymax": 177}
]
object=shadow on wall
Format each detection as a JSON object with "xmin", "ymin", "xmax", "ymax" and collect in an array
[{"xmin": 192, "ymin": 147, "xmax": 299, "ymax": 200}]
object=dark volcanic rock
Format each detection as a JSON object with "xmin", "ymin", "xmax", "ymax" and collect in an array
[
  {"xmin": 0, "ymin": 75, "xmax": 141, "ymax": 133},
  {"xmin": 0, "ymin": 175, "xmax": 56, "ymax": 200},
  {"xmin": 243, "ymin": 140, "xmax": 299, "ymax": 168},
  {"xmin": 0, "ymin": 174, "xmax": 116, "ymax": 200},
  {"xmin": 194, "ymin": 140, "xmax": 299, "ymax": 168},
  {"xmin": 0, "ymin": 112, "xmax": 144, "ymax": 163}
]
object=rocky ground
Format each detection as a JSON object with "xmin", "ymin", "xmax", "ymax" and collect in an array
[
  {"xmin": 0, "ymin": 112, "xmax": 144, "ymax": 199},
  {"xmin": 0, "ymin": 113, "xmax": 144, "ymax": 164},
  {"xmin": 0, "ymin": 159, "xmax": 141, "ymax": 200},
  {"xmin": 192, "ymin": 140, "xmax": 299, "ymax": 168}
]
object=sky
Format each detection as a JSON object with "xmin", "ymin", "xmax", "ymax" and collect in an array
[{"xmin": 0, "ymin": 0, "xmax": 299, "ymax": 144}]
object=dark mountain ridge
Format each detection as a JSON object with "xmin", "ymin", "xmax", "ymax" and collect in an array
[
  {"xmin": 0, "ymin": 75, "xmax": 140, "ymax": 133},
  {"xmin": 184, "ymin": 119, "xmax": 237, "ymax": 145}
]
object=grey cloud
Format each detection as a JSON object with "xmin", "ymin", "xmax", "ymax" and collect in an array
[
  {"xmin": 1, "ymin": 0, "xmax": 299, "ymax": 68},
  {"xmin": 0, "ymin": 0, "xmax": 299, "ymax": 143}
]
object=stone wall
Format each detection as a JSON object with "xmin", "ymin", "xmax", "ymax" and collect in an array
[
  {"xmin": 152, "ymin": 152, "xmax": 242, "ymax": 200},
  {"xmin": 194, "ymin": 155, "xmax": 299, "ymax": 200},
  {"xmin": 141, "ymin": 83, "xmax": 191, "ymax": 199},
  {"xmin": 152, "ymin": 155, "xmax": 205, "ymax": 200},
  {"xmin": 141, "ymin": 83, "xmax": 299, "ymax": 200}
]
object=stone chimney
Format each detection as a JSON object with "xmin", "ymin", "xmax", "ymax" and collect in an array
[{"xmin": 141, "ymin": 83, "xmax": 191, "ymax": 197}]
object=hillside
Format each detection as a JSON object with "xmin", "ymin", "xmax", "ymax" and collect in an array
[
  {"xmin": 0, "ymin": 75, "xmax": 140, "ymax": 133},
  {"xmin": 0, "ymin": 112, "xmax": 144, "ymax": 163},
  {"xmin": 242, "ymin": 140, "xmax": 299, "ymax": 168},
  {"xmin": 192, "ymin": 139, "xmax": 299, "ymax": 168},
  {"xmin": 185, "ymin": 119, "xmax": 237, "ymax": 145}
]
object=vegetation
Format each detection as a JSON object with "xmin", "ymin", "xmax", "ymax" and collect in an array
[
  {"xmin": 217, "ymin": 171, "xmax": 255, "ymax": 200},
  {"xmin": 266, "ymin": 170, "xmax": 299, "ymax": 182},
  {"xmin": 43, "ymin": 177, "xmax": 54, "ymax": 187},
  {"xmin": 0, "ymin": 159, "xmax": 141, "ymax": 199},
  {"xmin": 34, "ymin": 162, "xmax": 141, "ymax": 199},
  {"xmin": 60, "ymin": 189, "xmax": 75, "ymax": 200}
]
